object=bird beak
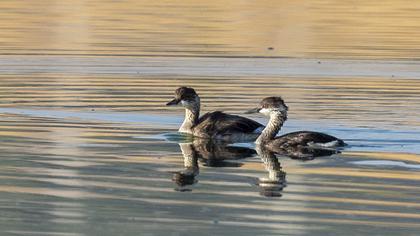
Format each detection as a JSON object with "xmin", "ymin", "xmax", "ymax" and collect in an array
[
  {"xmin": 166, "ymin": 98, "xmax": 181, "ymax": 106},
  {"xmin": 244, "ymin": 107, "xmax": 261, "ymax": 114}
]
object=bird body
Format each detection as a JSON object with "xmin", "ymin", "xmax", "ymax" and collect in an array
[{"xmin": 167, "ymin": 87, "xmax": 264, "ymax": 141}]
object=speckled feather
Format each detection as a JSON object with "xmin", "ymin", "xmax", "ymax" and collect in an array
[
  {"xmin": 268, "ymin": 131, "xmax": 345, "ymax": 148},
  {"xmin": 193, "ymin": 111, "xmax": 264, "ymax": 139}
]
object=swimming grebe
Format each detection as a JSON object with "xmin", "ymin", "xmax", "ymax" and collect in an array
[
  {"xmin": 166, "ymin": 87, "xmax": 264, "ymax": 141},
  {"xmin": 246, "ymin": 97, "xmax": 345, "ymax": 156}
]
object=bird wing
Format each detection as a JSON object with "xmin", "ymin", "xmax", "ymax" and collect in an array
[
  {"xmin": 274, "ymin": 131, "xmax": 341, "ymax": 147},
  {"xmin": 194, "ymin": 111, "xmax": 263, "ymax": 138}
]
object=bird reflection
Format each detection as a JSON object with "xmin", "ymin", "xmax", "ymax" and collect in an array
[
  {"xmin": 172, "ymin": 143, "xmax": 199, "ymax": 192},
  {"xmin": 256, "ymin": 145, "xmax": 286, "ymax": 197},
  {"xmin": 172, "ymin": 138, "xmax": 336, "ymax": 195},
  {"xmin": 172, "ymin": 139, "xmax": 256, "ymax": 192},
  {"xmin": 269, "ymin": 145, "xmax": 340, "ymax": 161}
]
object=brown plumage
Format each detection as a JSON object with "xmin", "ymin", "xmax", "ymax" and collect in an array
[
  {"xmin": 260, "ymin": 96, "xmax": 288, "ymax": 110},
  {"xmin": 194, "ymin": 111, "xmax": 263, "ymax": 139},
  {"xmin": 268, "ymin": 131, "xmax": 345, "ymax": 148}
]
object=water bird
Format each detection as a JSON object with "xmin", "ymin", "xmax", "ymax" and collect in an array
[
  {"xmin": 246, "ymin": 97, "xmax": 345, "ymax": 158},
  {"xmin": 166, "ymin": 87, "xmax": 264, "ymax": 141}
]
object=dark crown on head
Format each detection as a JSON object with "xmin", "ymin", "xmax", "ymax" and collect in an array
[
  {"xmin": 260, "ymin": 97, "xmax": 288, "ymax": 110},
  {"xmin": 175, "ymin": 87, "xmax": 198, "ymax": 100}
]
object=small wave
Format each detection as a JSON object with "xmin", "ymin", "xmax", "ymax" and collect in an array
[
  {"xmin": 0, "ymin": 107, "xmax": 180, "ymax": 125},
  {"xmin": 352, "ymin": 160, "xmax": 420, "ymax": 169}
]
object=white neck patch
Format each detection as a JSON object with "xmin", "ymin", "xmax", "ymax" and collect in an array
[{"xmin": 181, "ymin": 96, "xmax": 200, "ymax": 109}]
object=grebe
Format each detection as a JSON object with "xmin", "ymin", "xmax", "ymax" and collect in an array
[
  {"xmin": 246, "ymin": 97, "xmax": 345, "ymax": 156},
  {"xmin": 166, "ymin": 87, "xmax": 264, "ymax": 141}
]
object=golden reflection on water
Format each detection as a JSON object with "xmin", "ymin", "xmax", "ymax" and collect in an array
[
  {"xmin": 1, "ymin": 0, "xmax": 420, "ymax": 59},
  {"xmin": 0, "ymin": 66, "xmax": 419, "ymax": 236},
  {"xmin": 1, "ymin": 74, "xmax": 420, "ymax": 127},
  {"xmin": 0, "ymin": 111, "xmax": 419, "ymax": 233},
  {"xmin": 1, "ymin": 1, "xmax": 420, "ymax": 235}
]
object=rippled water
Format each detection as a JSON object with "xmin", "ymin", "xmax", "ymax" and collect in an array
[
  {"xmin": 1, "ymin": 57, "xmax": 419, "ymax": 236},
  {"xmin": 2, "ymin": 0, "xmax": 420, "ymax": 59},
  {"xmin": 1, "ymin": 1, "xmax": 420, "ymax": 236}
]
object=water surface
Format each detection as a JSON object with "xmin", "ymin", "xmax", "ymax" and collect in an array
[
  {"xmin": 1, "ymin": 0, "xmax": 420, "ymax": 59},
  {"xmin": 1, "ymin": 1, "xmax": 420, "ymax": 236},
  {"xmin": 1, "ymin": 58, "xmax": 420, "ymax": 236}
]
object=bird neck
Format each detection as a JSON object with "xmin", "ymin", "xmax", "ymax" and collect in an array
[
  {"xmin": 256, "ymin": 111, "xmax": 287, "ymax": 144},
  {"xmin": 179, "ymin": 101, "xmax": 200, "ymax": 133}
]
